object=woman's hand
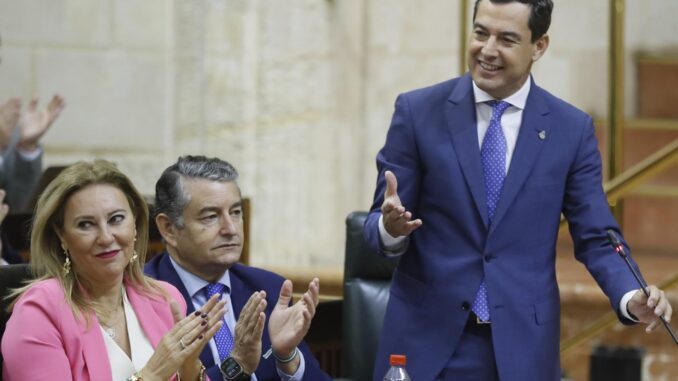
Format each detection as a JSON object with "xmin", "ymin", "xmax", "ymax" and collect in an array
[{"xmin": 139, "ymin": 294, "xmax": 226, "ymax": 381}]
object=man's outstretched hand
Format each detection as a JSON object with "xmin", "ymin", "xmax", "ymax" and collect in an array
[{"xmin": 381, "ymin": 170, "xmax": 422, "ymax": 237}]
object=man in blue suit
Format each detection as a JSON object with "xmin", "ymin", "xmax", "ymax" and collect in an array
[
  {"xmin": 364, "ymin": 1, "xmax": 673, "ymax": 380},
  {"xmin": 145, "ymin": 155, "xmax": 331, "ymax": 381}
]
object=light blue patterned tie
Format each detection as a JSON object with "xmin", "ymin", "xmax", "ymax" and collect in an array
[
  {"xmin": 472, "ymin": 100, "xmax": 510, "ymax": 322},
  {"xmin": 205, "ymin": 283, "xmax": 234, "ymax": 361}
]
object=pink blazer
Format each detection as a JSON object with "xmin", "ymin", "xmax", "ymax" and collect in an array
[{"xmin": 2, "ymin": 278, "xmax": 187, "ymax": 381}]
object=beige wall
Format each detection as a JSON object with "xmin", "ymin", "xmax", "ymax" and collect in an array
[{"xmin": 1, "ymin": 0, "xmax": 677, "ymax": 270}]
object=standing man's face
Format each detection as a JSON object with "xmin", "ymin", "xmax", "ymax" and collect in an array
[
  {"xmin": 159, "ymin": 178, "xmax": 244, "ymax": 282},
  {"xmin": 468, "ymin": 0, "xmax": 549, "ymax": 99}
]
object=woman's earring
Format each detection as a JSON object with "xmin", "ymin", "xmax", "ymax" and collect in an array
[
  {"xmin": 130, "ymin": 249, "xmax": 138, "ymax": 263},
  {"xmin": 62, "ymin": 250, "xmax": 71, "ymax": 275}
]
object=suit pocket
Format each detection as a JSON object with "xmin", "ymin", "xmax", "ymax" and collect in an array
[
  {"xmin": 534, "ymin": 298, "xmax": 560, "ymax": 325},
  {"xmin": 390, "ymin": 270, "xmax": 427, "ymax": 306}
]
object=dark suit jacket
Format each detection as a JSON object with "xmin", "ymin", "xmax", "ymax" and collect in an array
[
  {"xmin": 0, "ymin": 129, "xmax": 42, "ymax": 212},
  {"xmin": 145, "ymin": 253, "xmax": 330, "ymax": 381},
  {"xmin": 364, "ymin": 74, "xmax": 641, "ymax": 381}
]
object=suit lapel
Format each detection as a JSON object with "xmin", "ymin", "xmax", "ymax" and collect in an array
[
  {"xmin": 80, "ymin": 310, "xmax": 113, "ymax": 380},
  {"xmin": 156, "ymin": 253, "xmax": 196, "ymax": 315},
  {"xmin": 126, "ymin": 283, "xmax": 166, "ymax": 347},
  {"xmin": 445, "ymin": 74, "xmax": 489, "ymax": 228},
  {"xmin": 228, "ymin": 266, "xmax": 248, "ymax": 321},
  {"xmin": 490, "ymin": 84, "xmax": 551, "ymax": 234}
]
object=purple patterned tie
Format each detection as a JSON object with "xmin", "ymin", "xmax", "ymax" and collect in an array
[
  {"xmin": 472, "ymin": 100, "xmax": 510, "ymax": 322},
  {"xmin": 205, "ymin": 283, "xmax": 234, "ymax": 360}
]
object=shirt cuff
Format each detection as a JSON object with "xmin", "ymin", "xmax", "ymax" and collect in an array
[
  {"xmin": 620, "ymin": 289, "xmax": 640, "ymax": 322},
  {"xmin": 17, "ymin": 145, "xmax": 42, "ymax": 160},
  {"xmin": 276, "ymin": 351, "xmax": 305, "ymax": 381},
  {"xmin": 379, "ymin": 215, "xmax": 408, "ymax": 256}
]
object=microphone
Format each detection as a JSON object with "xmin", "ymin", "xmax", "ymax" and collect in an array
[{"xmin": 606, "ymin": 229, "xmax": 678, "ymax": 346}]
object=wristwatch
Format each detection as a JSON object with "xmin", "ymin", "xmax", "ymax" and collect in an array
[{"xmin": 220, "ymin": 356, "xmax": 252, "ymax": 381}]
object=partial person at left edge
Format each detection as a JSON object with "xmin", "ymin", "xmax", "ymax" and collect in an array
[
  {"xmin": 0, "ymin": 32, "xmax": 66, "ymax": 265},
  {"xmin": 0, "ymin": 94, "xmax": 65, "ymax": 212}
]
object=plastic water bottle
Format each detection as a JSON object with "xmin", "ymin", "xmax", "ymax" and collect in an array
[{"xmin": 383, "ymin": 354, "xmax": 411, "ymax": 381}]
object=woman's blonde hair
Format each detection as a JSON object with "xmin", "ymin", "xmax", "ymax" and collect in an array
[{"xmin": 8, "ymin": 160, "xmax": 164, "ymax": 315}]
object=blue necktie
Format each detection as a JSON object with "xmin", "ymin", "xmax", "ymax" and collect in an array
[
  {"xmin": 472, "ymin": 100, "xmax": 510, "ymax": 322},
  {"xmin": 205, "ymin": 283, "xmax": 234, "ymax": 361}
]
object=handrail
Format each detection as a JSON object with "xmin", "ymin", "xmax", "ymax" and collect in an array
[
  {"xmin": 561, "ymin": 270, "xmax": 678, "ymax": 357},
  {"xmin": 605, "ymin": 138, "xmax": 678, "ymax": 205},
  {"xmin": 559, "ymin": 138, "xmax": 678, "ymax": 230}
]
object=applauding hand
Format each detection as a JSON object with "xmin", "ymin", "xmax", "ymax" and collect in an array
[{"xmin": 18, "ymin": 95, "xmax": 65, "ymax": 152}]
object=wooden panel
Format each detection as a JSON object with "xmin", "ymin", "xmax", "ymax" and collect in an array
[{"xmin": 637, "ymin": 57, "xmax": 678, "ymax": 119}]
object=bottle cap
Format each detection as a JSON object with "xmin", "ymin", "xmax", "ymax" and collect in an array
[{"xmin": 389, "ymin": 354, "xmax": 407, "ymax": 366}]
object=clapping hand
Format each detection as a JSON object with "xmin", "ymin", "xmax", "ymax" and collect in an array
[
  {"xmin": 230, "ymin": 291, "xmax": 268, "ymax": 375},
  {"xmin": 268, "ymin": 278, "xmax": 320, "ymax": 373},
  {"xmin": 18, "ymin": 95, "xmax": 65, "ymax": 152},
  {"xmin": 140, "ymin": 294, "xmax": 226, "ymax": 381}
]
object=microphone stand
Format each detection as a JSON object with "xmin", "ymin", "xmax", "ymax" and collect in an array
[{"xmin": 607, "ymin": 229, "xmax": 678, "ymax": 346}]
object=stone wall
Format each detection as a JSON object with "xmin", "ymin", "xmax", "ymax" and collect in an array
[{"xmin": 0, "ymin": 0, "xmax": 677, "ymax": 271}]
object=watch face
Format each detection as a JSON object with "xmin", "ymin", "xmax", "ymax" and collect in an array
[{"xmin": 221, "ymin": 357, "xmax": 243, "ymax": 380}]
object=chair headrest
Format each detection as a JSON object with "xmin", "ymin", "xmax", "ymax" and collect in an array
[{"xmin": 343, "ymin": 211, "xmax": 398, "ymax": 281}]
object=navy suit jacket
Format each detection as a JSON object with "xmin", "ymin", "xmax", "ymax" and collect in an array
[
  {"xmin": 145, "ymin": 253, "xmax": 330, "ymax": 381},
  {"xmin": 364, "ymin": 74, "xmax": 641, "ymax": 381}
]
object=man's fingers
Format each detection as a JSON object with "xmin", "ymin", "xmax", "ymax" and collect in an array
[
  {"xmin": 277, "ymin": 280, "xmax": 293, "ymax": 307},
  {"xmin": 646, "ymin": 285, "xmax": 661, "ymax": 308},
  {"xmin": 406, "ymin": 219, "xmax": 423, "ymax": 232},
  {"xmin": 301, "ymin": 292, "xmax": 316, "ymax": 317},
  {"xmin": 240, "ymin": 292, "xmax": 267, "ymax": 330},
  {"xmin": 646, "ymin": 319, "xmax": 659, "ymax": 333},
  {"xmin": 308, "ymin": 278, "xmax": 320, "ymax": 307},
  {"xmin": 384, "ymin": 170, "xmax": 399, "ymax": 199}
]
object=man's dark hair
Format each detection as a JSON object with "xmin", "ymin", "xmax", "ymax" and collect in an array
[
  {"xmin": 154, "ymin": 155, "xmax": 239, "ymax": 228},
  {"xmin": 473, "ymin": 0, "xmax": 553, "ymax": 42}
]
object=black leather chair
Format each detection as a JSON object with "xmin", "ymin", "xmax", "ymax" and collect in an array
[
  {"xmin": 0, "ymin": 264, "xmax": 31, "ymax": 379},
  {"xmin": 341, "ymin": 211, "xmax": 398, "ymax": 381}
]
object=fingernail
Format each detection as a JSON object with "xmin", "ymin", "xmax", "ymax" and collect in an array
[
  {"xmin": 201, "ymin": 321, "xmax": 207, "ymax": 326},
  {"xmin": 199, "ymin": 335, "xmax": 204, "ymax": 340},
  {"xmin": 201, "ymin": 313, "xmax": 208, "ymax": 319},
  {"xmin": 194, "ymin": 311, "xmax": 201, "ymax": 316}
]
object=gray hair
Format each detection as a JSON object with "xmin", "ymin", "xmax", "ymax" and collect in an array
[{"xmin": 154, "ymin": 155, "xmax": 239, "ymax": 227}]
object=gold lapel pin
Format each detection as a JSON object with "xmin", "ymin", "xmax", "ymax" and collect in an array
[{"xmin": 538, "ymin": 130, "xmax": 546, "ymax": 140}]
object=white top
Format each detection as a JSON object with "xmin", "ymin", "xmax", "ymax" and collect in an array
[{"xmin": 101, "ymin": 287, "xmax": 154, "ymax": 380}]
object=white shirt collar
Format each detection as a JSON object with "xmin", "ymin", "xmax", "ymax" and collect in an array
[
  {"xmin": 168, "ymin": 254, "xmax": 232, "ymax": 298},
  {"xmin": 472, "ymin": 75, "xmax": 531, "ymax": 110}
]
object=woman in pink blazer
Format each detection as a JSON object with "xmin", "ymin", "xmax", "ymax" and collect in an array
[{"xmin": 1, "ymin": 160, "xmax": 226, "ymax": 381}]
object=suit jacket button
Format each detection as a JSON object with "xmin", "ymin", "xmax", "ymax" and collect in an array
[{"xmin": 461, "ymin": 301, "xmax": 470, "ymax": 310}]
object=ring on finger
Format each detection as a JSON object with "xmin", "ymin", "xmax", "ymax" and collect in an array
[{"xmin": 179, "ymin": 337, "xmax": 187, "ymax": 350}]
